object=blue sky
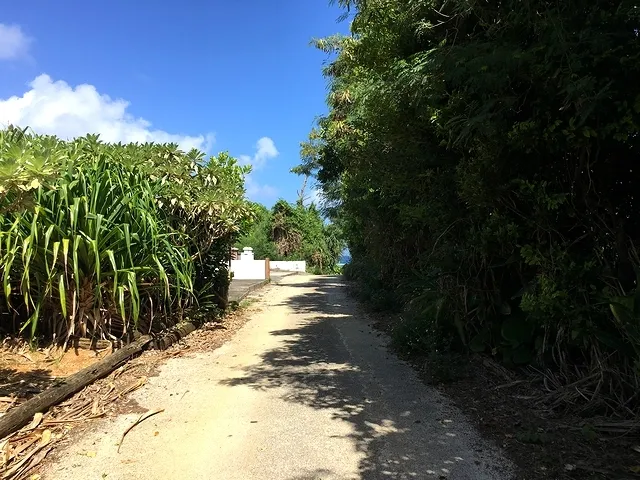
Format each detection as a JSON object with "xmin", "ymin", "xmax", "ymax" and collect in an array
[{"xmin": 0, "ymin": 0, "xmax": 350, "ymax": 207}]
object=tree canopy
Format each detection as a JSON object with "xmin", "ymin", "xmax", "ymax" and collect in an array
[
  {"xmin": 236, "ymin": 199, "xmax": 344, "ymax": 274},
  {"xmin": 304, "ymin": 0, "xmax": 640, "ymax": 415}
]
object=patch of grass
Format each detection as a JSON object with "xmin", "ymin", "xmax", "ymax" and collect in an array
[{"xmin": 238, "ymin": 298, "xmax": 257, "ymax": 309}]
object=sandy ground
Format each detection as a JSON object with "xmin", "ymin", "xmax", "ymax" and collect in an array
[{"xmin": 43, "ymin": 275, "xmax": 514, "ymax": 480}]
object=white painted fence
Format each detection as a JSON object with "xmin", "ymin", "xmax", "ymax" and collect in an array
[
  {"xmin": 230, "ymin": 247, "xmax": 306, "ymax": 279},
  {"xmin": 230, "ymin": 259, "xmax": 267, "ymax": 280},
  {"xmin": 270, "ymin": 261, "xmax": 306, "ymax": 272}
]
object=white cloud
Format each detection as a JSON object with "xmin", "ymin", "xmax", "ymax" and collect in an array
[
  {"xmin": 0, "ymin": 24, "xmax": 31, "ymax": 60},
  {"xmin": 239, "ymin": 136, "xmax": 279, "ymax": 170},
  {"xmin": 0, "ymin": 74, "xmax": 214, "ymax": 152},
  {"xmin": 254, "ymin": 137, "xmax": 278, "ymax": 167},
  {"xmin": 238, "ymin": 136, "xmax": 279, "ymax": 201},
  {"xmin": 245, "ymin": 175, "xmax": 277, "ymax": 200},
  {"xmin": 304, "ymin": 187, "xmax": 325, "ymax": 207}
]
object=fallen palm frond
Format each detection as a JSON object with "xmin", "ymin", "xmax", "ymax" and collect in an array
[
  {"xmin": 532, "ymin": 361, "xmax": 640, "ymax": 420},
  {"xmin": 0, "ymin": 373, "xmax": 147, "ymax": 480}
]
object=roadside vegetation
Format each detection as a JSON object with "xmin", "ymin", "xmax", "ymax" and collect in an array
[
  {"xmin": 0, "ymin": 126, "xmax": 252, "ymax": 345},
  {"xmin": 303, "ymin": 0, "xmax": 640, "ymax": 420},
  {"xmin": 236, "ymin": 199, "xmax": 343, "ymax": 274}
]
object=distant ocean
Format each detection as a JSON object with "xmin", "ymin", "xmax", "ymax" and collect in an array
[{"xmin": 337, "ymin": 253, "xmax": 351, "ymax": 267}]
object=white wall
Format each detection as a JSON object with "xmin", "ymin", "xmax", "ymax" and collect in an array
[
  {"xmin": 270, "ymin": 261, "xmax": 306, "ymax": 272},
  {"xmin": 230, "ymin": 259, "xmax": 266, "ymax": 280}
]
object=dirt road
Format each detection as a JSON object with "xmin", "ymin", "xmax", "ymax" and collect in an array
[{"xmin": 45, "ymin": 275, "xmax": 513, "ymax": 480}]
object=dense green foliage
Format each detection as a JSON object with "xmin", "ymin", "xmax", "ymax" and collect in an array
[
  {"xmin": 236, "ymin": 203, "xmax": 278, "ymax": 261},
  {"xmin": 236, "ymin": 199, "xmax": 343, "ymax": 274},
  {"xmin": 307, "ymin": 0, "xmax": 640, "ymax": 414},
  {"xmin": 0, "ymin": 128, "xmax": 251, "ymax": 343}
]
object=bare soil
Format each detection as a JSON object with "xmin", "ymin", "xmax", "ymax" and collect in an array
[{"xmin": 0, "ymin": 342, "xmax": 110, "ymax": 412}]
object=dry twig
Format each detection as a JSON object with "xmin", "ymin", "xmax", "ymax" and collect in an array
[{"xmin": 117, "ymin": 409, "xmax": 164, "ymax": 453}]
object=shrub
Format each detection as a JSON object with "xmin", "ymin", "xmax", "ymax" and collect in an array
[
  {"xmin": 0, "ymin": 129, "xmax": 251, "ymax": 344},
  {"xmin": 306, "ymin": 0, "xmax": 640, "ymax": 414}
]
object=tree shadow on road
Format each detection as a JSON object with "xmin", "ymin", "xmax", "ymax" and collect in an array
[
  {"xmin": 0, "ymin": 367, "xmax": 56, "ymax": 413},
  {"xmin": 220, "ymin": 276, "xmax": 509, "ymax": 480}
]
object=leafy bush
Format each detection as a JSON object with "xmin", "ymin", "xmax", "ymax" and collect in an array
[
  {"xmin": 306, "ymin": 0, "xmax": 640, "ymax": 414},
  {"xmin": 0, "ymin": 129, "xmax": 251, "ymax": 344},
  {"xmin": 236, "ymin": 199, "xmax": 344, "ymax": 274}
]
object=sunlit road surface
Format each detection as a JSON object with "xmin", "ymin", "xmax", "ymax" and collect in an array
[{"xmin": 45, "ymin": 274, "xmax": 513, "ymax": 480}]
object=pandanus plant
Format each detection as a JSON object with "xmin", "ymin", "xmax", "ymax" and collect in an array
[{"xmin": 0, "ymin": 130, "xmax": 251, "ymax": 344}]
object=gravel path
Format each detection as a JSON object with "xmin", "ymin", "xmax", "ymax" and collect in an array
[{"xmin": 44, "ymin": 275, "xmax": 513, "ymax": 480}]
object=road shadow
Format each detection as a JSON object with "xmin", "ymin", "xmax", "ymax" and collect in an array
[
  {"xmin": 0, "ymin": 367, "xmax": 56, "ymax": 408},
  {"xmin": 221, "ymin": 275, "xmax": 508, "ymax": 479},
  {"xmin": 286, "ymin": 469, "xmax": 341, "ymax": 480}
]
